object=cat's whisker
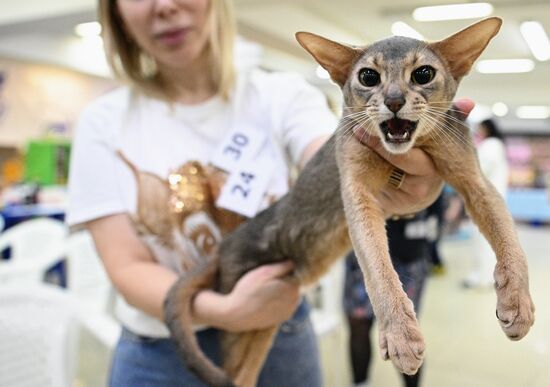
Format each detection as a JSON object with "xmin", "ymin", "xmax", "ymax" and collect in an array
[
  {"xmin": 425, "ymin": 104, "xmax": 473, "ymax": 118},
  {"xmin": 343, "ymin": 116, "xmax": 379, "ymax": 149},
  {"xmin": 426, "ymin": 102, "xmax": 473, "ymax": 114},
  {"xmin": 425, "ymin": 107, "xmax": 472, "ymax": 121},
  {"xmin": 339, "ymin": 115, "xmax": 369, "ymax": 136},
  {"xmin": 421, "ymin": 112, "xmax": 469, "ymax": 151},
  {"xmin": 328, "ymin": 114, "xmax": 377, "ymax": 154},
  {"xmin": 423, "ymin": 109, "xmax": 473, "ymax": 144},
  {"xmin": 424, "ymin": 107, "xmax": 472, "ymax": 130},
  {"xmin": 425, "ymin": 104, "xmax": 469, "ymax": 112},
  {"xmin": 426, "ymin": 106, "xmax": 469, "ymax": 115},
  {"xmin": 344, "ymin": 116, "xmax": 375, "ymax": 138},
  {"xmin": 424, "ymin": 116, "xmax": 470, "ymax": 140},
  {"xmin": 341, "ymin": 111, "xmax": 368, "ymax": 123},
  {"xmin": 342, "ymin": 111, "xmax": 371, "ymax": 121},
  {"xmin": 420, "ymin": 112, "xmax": 464, "ymax": 151},
  {"xmin": 426, "ymin": 100, "xmax": 468, "ymax": 104}
]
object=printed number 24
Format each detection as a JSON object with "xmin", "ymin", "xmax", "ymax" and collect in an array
[{"xmin": 231, "ymin": 172, "xmax": 255, "ymax": 198}]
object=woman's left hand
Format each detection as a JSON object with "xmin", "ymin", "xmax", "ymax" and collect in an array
[{"xmin": 364, "ymin": 98, "xmax": 475, "ymax": 217}]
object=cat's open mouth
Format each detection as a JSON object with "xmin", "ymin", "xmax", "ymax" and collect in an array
[{"xmin": 379, "ymin": 119, "xmax": 418, "ymax": 143}]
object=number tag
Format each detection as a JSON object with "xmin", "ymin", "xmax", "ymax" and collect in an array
[
  {"xmin": 210, "ymin": 127, "xmax": 267, "ymax": 173},
  {"xmin": 404, "ymin": 220, "xmax": 427, "ymax": 239},
  {"xmin": 216, "ymin": 154, "xmax": 275, "ymax": 217}
]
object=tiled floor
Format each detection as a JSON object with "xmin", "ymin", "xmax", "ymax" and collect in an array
[
  {"xmin": 367, "ymin": 223, "xmax": 550, "ymax": 387},
  {"xmin": 76, "ymin": 223, "xmax": 549, "ymax": 387}
]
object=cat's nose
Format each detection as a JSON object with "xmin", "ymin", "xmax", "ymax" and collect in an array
[{"xmin": 385, "ymin": 96, "xmax": 406, "ymax": 113}]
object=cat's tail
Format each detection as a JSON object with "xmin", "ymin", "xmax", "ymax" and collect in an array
[{"xmin": 164, "ymin": 258, "xmax": 235, "ymax": 387}]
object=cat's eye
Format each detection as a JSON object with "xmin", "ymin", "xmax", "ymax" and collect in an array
[
  {"xmin": 358, "ymin": 68, "xmax": 380, "ymax": 87},
  {"xmin": 412, "ymin": 66, "xmax": 436, "ymax": 85}
]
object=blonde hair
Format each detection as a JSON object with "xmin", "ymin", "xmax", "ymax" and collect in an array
[{"xmin": 98, "ymin": 0, "xmax": 236, "ymax": 100}]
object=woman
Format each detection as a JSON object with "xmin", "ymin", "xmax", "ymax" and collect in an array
[
  {"xmin": 67, "ymin": 0, "xmax": 469, "ymax": 385},
  {"xmin": 463, "ymin": 118, "xmax": 509, "ymax": 288}
]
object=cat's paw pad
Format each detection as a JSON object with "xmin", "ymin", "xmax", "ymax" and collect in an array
[
  {"xmin": 378, "ymin": 309, "xmax": 425, "ymax": 375},
  {"xmin": 494, "ymin": 263, "xmax": 535, "ymax": 341}
]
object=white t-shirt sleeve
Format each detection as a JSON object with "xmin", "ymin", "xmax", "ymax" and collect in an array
[
  {"xmin": 266, "ymin": 73, "xmax": 338, "ymax": 166},
  {"xmin": 66, "ymin": 99, "xmax": 127, "ymax": 226}
]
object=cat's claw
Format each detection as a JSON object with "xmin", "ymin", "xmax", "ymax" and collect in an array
[
  {"xmin": 378, "ymin": 301, "xmax": 425, "ymax": 375},
  {"xmin": 494, "ymin": 262, "xmax": 535, "ymax": 341}
]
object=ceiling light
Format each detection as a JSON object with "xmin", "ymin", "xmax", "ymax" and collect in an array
[
  {"xmin": 492, "ymin": 102, "xmax": 508, "ymax": 117},
  {"xmin": 391, "ymin": 22, "xmax": 424, "ymax": 40},
  {"xmin": 316, "ymin": 65, "xmax": 330, "ymax": 80},
  {"xmin": 520, "ymin": 21, "xmax": 550, "ymax": 61},
  {"xmin": 413, "ymin": 3, "xmax": 493, "ymax": 22},
  {"xmin": 476, "ymin": 59, "xmax": 535, "ymax": 74},
  {"xmin": 75, "ymin": 22, "xmax": 102, "ymax": 38},
  {"xmin": 515, "ymin": 106, "xmax": 550, "ymax": 119}
]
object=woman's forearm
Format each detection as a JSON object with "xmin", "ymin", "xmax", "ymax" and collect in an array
[
  {"xmin": 110, "ymin": 261, "xmax": 178, "ymax": 320},
  {"xmin": 112, "ymin": 262, "xmax": 233, "ymax": 326},
  {"xmin": 191, "ymin": 289, "xmax": 233, "ymax": 328}
]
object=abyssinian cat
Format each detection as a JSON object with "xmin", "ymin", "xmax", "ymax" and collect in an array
[{"xmin": 163, "ymin": 17, "xmax": 535, "ymax": 387}]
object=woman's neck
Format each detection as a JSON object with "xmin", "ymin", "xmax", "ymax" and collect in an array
[{"xmin": 158, "ymin": 54, "xmax": 217, "ymax": 104}]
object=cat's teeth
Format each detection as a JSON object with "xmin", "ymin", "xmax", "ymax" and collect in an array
[{"xmin": 387, "ymin": 132, "xmax": 409, "ymax": 140}]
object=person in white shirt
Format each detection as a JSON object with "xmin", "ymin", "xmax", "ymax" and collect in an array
[
  {"xmin": 67, "ymin": 0, "xmax": 472, "ymax": 385},
  {"xmin": 463, "ymin": 118, "xmax": 509, "ymax": 288}
]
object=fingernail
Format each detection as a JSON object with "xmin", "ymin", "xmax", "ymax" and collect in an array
[{"xmin": 455, "ymin": 98, "xmax": 475, "ymax": 116}]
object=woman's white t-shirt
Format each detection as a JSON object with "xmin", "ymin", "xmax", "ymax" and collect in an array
[{"xmin": 66, "ymin": 69, "xmax": 337, "ymax": 337}]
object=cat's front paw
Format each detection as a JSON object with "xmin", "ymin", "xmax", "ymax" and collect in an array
[
  {"xmin": 378, "ymin": 300, "xmax": 425, "ymax": 375},
  {"xmin": 494, "ymin": 262, "xmax": 535, "ymax": 340}
]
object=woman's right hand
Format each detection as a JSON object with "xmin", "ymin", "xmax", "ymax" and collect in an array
[{"xmin": 221, "ymin": 261, "xmax": 301, "ymax": 332}]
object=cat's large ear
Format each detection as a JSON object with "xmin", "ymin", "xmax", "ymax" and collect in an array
[
  {"xmin": 296, "ymin": 32, "xmax": 359, "ymax": 87},
  {"xmin": 430, "ymin": 17, "xmax": 502, "ymax": 79}
]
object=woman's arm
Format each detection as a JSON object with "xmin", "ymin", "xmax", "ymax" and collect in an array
[
  {"xmin": 87, "ymin": 214, "xmax": 178, "ymax": 320},
  {"xmin": 87, "ymin": 213, "xmax": 300, "ymax": 331},
  {"xmin": 298, "ymin": 134, "xmax": 331, "ymax": 169}
]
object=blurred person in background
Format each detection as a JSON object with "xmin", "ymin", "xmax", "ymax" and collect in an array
[
  {"xmin": 462, "ymin": 118, "xmax": 509, "ymax": 289},
  {"xmin": 427, "ymin": 192, "xmax": 447, "ymax": 275}
]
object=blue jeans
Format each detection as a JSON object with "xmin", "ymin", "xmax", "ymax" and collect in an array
[{"xmin": 109, "ymin": 300, "xmax": 322, "ymax": 387}]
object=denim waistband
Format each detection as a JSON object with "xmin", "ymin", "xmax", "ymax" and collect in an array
[{"xmin": 121, "ymin": 298, "xmax": 311, "ymax": 341}]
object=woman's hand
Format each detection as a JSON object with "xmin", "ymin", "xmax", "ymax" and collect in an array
[
  {"xmin": 205, "ymin": 261, "xmax": 300, "ymax": 332},
  {"xmin": 224, "ymin": 261, "xmax": 300, "ymax": 331},
  {"xmin": 364, "ymin": 99, "xmax": 475, "ymax": 217}
]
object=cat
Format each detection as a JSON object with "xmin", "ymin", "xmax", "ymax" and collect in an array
[{"xmin": 163, "ymin": 17, "xmax": 535, "ymax": 387}]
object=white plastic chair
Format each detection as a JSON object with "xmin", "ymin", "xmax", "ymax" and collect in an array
[
  {"xmin": 0, "ymin": 218, "xmax": 67, "ymax": 284},
  {"xmin": 0, "ymin": 284, "xmax": 80, "ymax": 387},
  {"xmin": 65, "ymin": 230, "xmax": 121, "ymax": 348}
]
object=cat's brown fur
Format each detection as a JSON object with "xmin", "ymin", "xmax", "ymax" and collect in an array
[{"xmin": 164, "ymin": 17, "xmax": 534, "ymax": 387}]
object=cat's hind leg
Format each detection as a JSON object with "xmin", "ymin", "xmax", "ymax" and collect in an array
[{"xmin": 222, "ymin": 327, "xmax": 279, "ymax": 387}]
